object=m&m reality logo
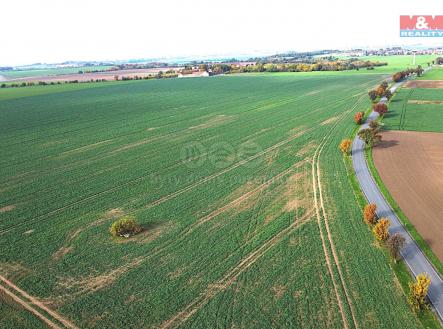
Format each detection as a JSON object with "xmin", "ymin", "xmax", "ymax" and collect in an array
[{"xmin": 400, "ymin": 15, "xmax": 443, "ymax": 37}]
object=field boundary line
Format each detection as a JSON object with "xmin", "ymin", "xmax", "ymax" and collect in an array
[{"xmin": 0, "ymin": 274, "xmax": 78, "ymax": 329}]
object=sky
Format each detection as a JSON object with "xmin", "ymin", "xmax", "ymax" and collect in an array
[{"xmin": 1, "ymin": 0, "xmax": 442, "ymax": 66}]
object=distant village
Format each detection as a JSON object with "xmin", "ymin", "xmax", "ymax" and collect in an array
[{"xmin": 340, "ymin": 46, "xmax": 443, "ymax": 57}]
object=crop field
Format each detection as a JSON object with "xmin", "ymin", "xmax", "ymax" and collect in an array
[
  {"xmin": 417, "ymin": 67, "xmax": 443, "ymax": 80},
  {"xmin": 383, "ymin": 88, "xmax": 443, "ymax": 132},
  {"xmin": 339, "ymin": 55, "xmax": 435, "ymax": 73},
  {"xmin": 373, "ymin": 130, "xmax": 443, "ymax": 263},
  {"xmin": 0, "ymin": 66, "xmax": 113, "ymax": 81},
  {"xmin": 0, "ymin": 73, "xmax": 424, "ymax": 328}
]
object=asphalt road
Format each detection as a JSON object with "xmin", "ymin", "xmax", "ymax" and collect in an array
[{"xmin": 352, "ymin": 81, "xmax": 443, "ymax": 322}]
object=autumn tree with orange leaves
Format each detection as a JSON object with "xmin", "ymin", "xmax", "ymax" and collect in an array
[
  {"xmin": 373, "ymin": 218, "xmax": 390, "ymax": 241},
  {"xmin": 354, "ymin": 111, "xmax": 365, "ymax": 125},
  {"xmin": 339, "ymin": 139, "xmax": 352, "ymax": 155},
  {"xmin": 363, "ymin": 204, "xmax": 377, "ymax": 225}
]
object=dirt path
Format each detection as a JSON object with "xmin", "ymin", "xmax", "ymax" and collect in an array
[{"xmin": 0, "ymin": 275, "xmax": 78, "ymax": 329}]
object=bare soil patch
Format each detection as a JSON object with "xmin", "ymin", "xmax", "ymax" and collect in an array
[
  {"xmin": 0, "ymin": 205, "xmax": 16, "ymax": 213},
  {"xmin": 403, "ymin": 80, "xmax": 443, "ymax": 89},
  {"xmin": 188, "ymin": 115, "xmax": 235, "ymax": 130},
  {"xmin": 373, "ymin": 130, "xmax": 443, "ymax": 262},
  {"xmin": 320, "ymin": 116, "xmax": 339, "ymax": 126},
  {"xmin": 5, "ymin": 68, "xmax": 182, "ymax": 83},
  {"xmin": 407, "ymin": 100, "xmax": 443, "ymax": 105}
]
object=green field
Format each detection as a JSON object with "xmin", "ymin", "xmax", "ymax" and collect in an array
[
  {"xmin": 417, "ymin": 67, "xmax": 443, "ymax": 80},
  {"xmin": 0, "ymin": 73, "xmax": 425, "ymax": 328},
  {"xmin": 0, "ymin": 66, "xmax": 113, "ymax": 80},
  {"xmin": 339, "ymin": 55, "xmax": 435, "ymax": 73},
  {"xmin": 383, "ymin": 88, "xmax": 443, "ymax": 132}
]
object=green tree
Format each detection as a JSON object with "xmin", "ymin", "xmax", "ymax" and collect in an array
[{"xmin": 110, "ymin": 216, "xmax": 142, "ymax": 237}]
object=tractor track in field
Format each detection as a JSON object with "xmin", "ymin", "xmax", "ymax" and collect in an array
[
  {"xmin": 1, "ymin": 88, "xmax": 370, "ymax": 237},
  {"xmin": 399, "ymin": 89, "xmax": 414, "ymax": 130},
  {"xmin": 0, "ymin": 127, "xmax": 309, "ymax": 236},
  {"xmin": 311, "ymin": 95, "xmax": 366, "ymax": 329},
  {"xmin": 0, "ymin": 77, "xmax": 382, "ymax": 328},
  {"xmin": 41, "ymin": 160, "xmax": 309, "ymax": 306},
  {"xmin": 160, "ymin": 91, "xmax": 372, "ymax": 329},
  {"xmin": 159, "ymin": 209, "xmax": 315, "ymax": 329},
  {"xmin": 0, "ymin": 275, "xmax": 78, "ymax": 329}
]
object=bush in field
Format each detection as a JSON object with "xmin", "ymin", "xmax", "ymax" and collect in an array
[
  {"xmin": 368, "ymin": 90, "xmax": 378, "ymax": 102},
  {"xmin": 373, "ymin": 218, "xmax": 390, "ymax": 241},
  {"xmin": 354, "ymin": 111, "xmax": 365, "ymax": 125},
  {"xmin": 339, "ymin": 139, "xmax": 352, "ymax": 155},
  {"xmin": 363, "ymin": 203, "xmax": 377, "ymax": 225},
  {"xmin": 110, "ymin": 216, "xmax": 142, "ymax": 237},
  {"xmin": 408, "ymin": 273, "xmax": 431, "ymax": 311},
  {"xmin": 386, "ymin": 233, "xmax": 406, "ymax": 262},
  {"xmin": 373, "ymin": 103, "xmax": 388, "ymax": 116},
  {"xmin": 380, "ymin": 81, "xmax": 388, "ymax": 90}
]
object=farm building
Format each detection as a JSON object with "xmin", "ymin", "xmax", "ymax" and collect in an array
[{"xmin": 178, "ymin": 70, "xmax": 210, "ymax": 78}]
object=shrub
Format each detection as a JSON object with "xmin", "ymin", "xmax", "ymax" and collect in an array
[
  {"xmin": 363, "ymin": 203, "xmax": 377, "ymax": 225},
  {"xmin": 354, "ymin": 111, "xmax": 364, "ymax": 125},
  {"xmin": 408, "ymin": 273, "xmax": 431, "ymax": 311},
  {"xmin": 373, "ymin": 218, "xmax": 390, "ymax": 241},
  {"xmin": 339, "ymin": 139, "xmax": 352, "ymax": 155},
  {"xmin": 386, "ymin": 233, "xmax": 406, "ymax": 262},
  {"xmin": 110, "ymin": 216, "xmax": 142, "ymax": 237}
]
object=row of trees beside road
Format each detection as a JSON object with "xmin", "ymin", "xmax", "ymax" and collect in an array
[{"xmin": 340, "ymin": 86, "xmax": 432, "ymax": 314}]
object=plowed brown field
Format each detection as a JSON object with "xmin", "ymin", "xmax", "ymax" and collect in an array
[
  {"xmin": 404, "ymin": 80, "xmax": 443, "ymax": 88},
  {"xmin": 373, "ymin": 130, "xmax": 443, "ymax": 262}
]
